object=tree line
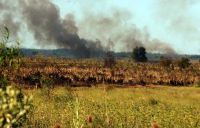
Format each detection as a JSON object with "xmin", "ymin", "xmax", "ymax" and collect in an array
[{"xmin": 104, "ymin": 46, "xmax": 191, "ymax": 69}]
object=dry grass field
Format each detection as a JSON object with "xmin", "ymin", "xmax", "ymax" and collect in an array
[{"xmin": 22, "ymin": 85, "xmax": 200, "ymax": 128}]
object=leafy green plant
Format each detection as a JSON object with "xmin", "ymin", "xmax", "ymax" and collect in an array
[
  {"xmin": 0, "ymin": 86, "xmax": 32, "ymax": 128},
  {"xmin": 0, "ymin": 26, "xmax": 32, "ymax": 127},
  {"xmin": 0, "ymin": 27, "xmax": 21, "ymax": 69}
]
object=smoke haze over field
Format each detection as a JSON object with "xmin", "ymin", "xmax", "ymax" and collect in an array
[
  {"xmin": 0, "ymin": 0, "xmax": 200, "ymax": 56},
  {"xmin": 18, "ymin": 0, "xmax": 105, "ymax": 57}
]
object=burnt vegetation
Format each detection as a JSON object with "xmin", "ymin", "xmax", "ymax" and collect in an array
[
  {"xmin": 7, "ymin": 55, "xmax": 199, "ymax": 88},
  {"xmin": 160, "ymin": 56, "xmax": 173, "ymax": 69}
]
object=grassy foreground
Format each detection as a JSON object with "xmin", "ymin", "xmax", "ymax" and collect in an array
[{"xmin": 23, "ymin": 86, "xmax": 200, "ymax": 128}]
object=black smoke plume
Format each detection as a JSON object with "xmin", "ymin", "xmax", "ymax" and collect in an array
[
  {"xmin": 18, "ymin": 0, "xmax": 104, "ymax": 58},
  {"xmin": 0, "ymin": 0, "xmax": 20, "ymax": 36},
  {"xmin": 0, "ymin": 0, "xmax": 177, "ymax": 57}
]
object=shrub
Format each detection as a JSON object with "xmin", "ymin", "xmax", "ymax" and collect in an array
[
  {"xmin": 160, "ymin": 56, "xmax": 173, "ymax": 68},
  {"xmin": 104, "ymin": 52, "xmax": 116, "ymax": 68},
  {"xmin": 0, "ymin": 86, "xmax": 32, "ymax": 127},
  {"xmin": 178, "ymin": 57, "xmax": 191, "ymax": 69},
  {"xmin": 132, "ymin": 46, "xmax": 148, "ymax": 62}
]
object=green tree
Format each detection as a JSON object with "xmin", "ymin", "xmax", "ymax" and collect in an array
[
  {"xmin": 132, "ymin": 46, "xmax": 148, "ymax": 62},
  {"xmin": 178, "ymin": 57, "xmax": 191, "ymax": 69}
]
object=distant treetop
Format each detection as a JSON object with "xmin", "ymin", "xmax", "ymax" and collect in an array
[{"xmin": 132, "ymin": 46, "xmax": 148, "ymax": 62}]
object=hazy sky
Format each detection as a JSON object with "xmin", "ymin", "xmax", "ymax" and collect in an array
[
  {"xmin": 1, "ymin": 0, "xmax": 200, "ymax": 54},
  {"xmin": 51, "ymin": 0, "xmax": 200, "ymax": 54}
]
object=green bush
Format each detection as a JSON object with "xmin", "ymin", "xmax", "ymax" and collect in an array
[
  {"xmin": 178, "ymin": 57, "xmax": 191, "ymax": 69},
  {"xmin": 132, "ymin": 46, "xmax": 148, "ymax": 62},
  {"xmin": 0, "ymin": 86, "xmax": 32, "ymax": 128},
  {"xmin": 0, "ymin": 26, "xmax": 32, "ymax": 127}
]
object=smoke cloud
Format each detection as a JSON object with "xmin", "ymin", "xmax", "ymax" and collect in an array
[
  {"xmin": 78, "ymin": 12, "xmax": 175, "ymax": 54},
  {"xmin": 0, "ymin": 0, "xmax": 20, "ymax": 36},
  {"xmin": 154, "ymin": 0, "xmax": 200, "ymax": 53},
  {"xmin": 0, "ymin": 0, "xmax": 177, "ymax": 57},
  {"xmin": 18, "ymin": 0, "xmax": 105, "ymax": 57}
]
